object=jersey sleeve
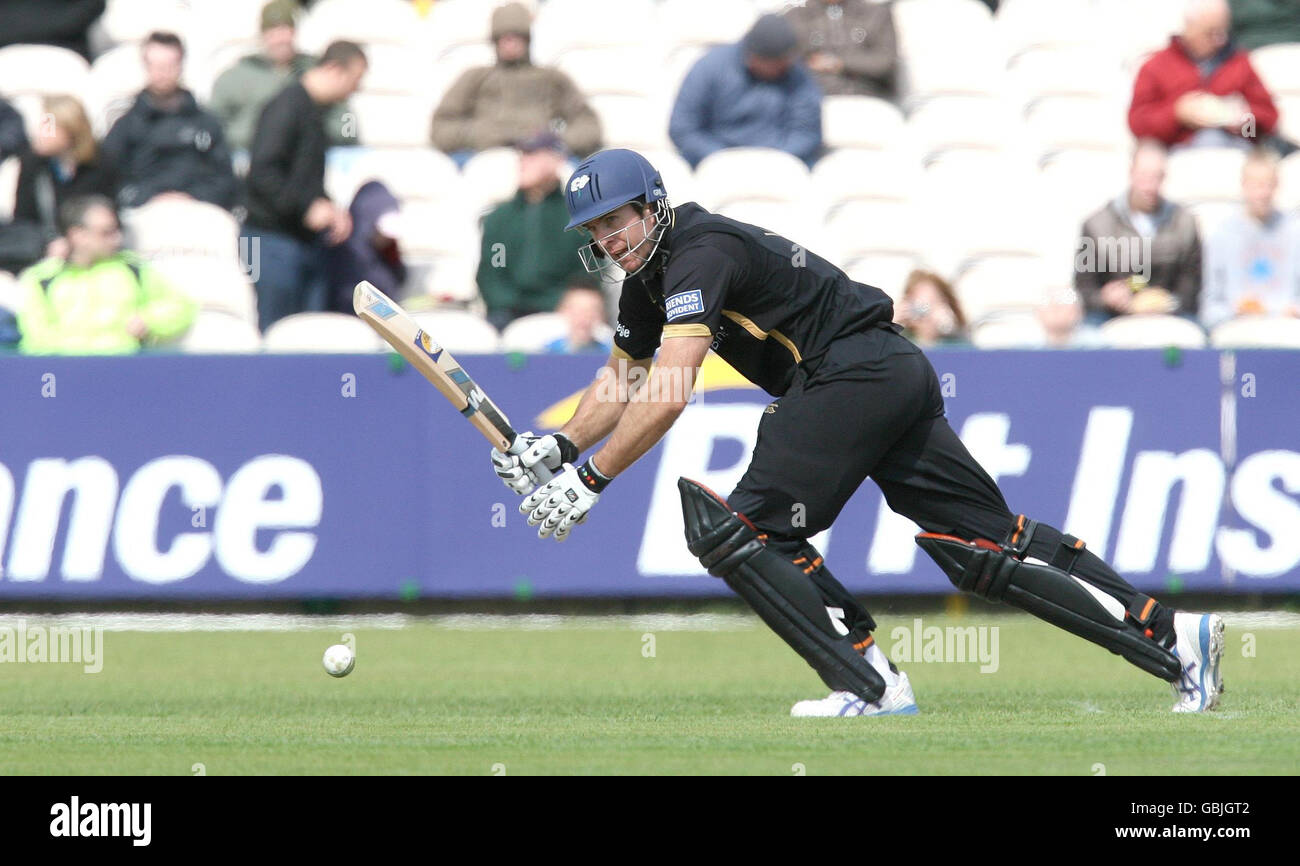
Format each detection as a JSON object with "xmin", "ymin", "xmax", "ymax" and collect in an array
[
  {"xmin": 612, "ymin": 282, "xmax": 665, "ymax": 361},
  {"xmin": 659, "ymin": 233, "xmax": 746, "ymax": 340}
]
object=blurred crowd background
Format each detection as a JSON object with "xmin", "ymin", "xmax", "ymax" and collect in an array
[{"xmin": 1, "ymin": 0, "xmax": 1299, "ymax": 356}]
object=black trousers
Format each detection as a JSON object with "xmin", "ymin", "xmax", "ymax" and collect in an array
[{"xmin": 726, "ymin": 324, "xmax": 1171, "ymax": 644}]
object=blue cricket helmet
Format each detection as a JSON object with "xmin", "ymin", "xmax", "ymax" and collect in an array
[{"xmin": 563, "ymin": 148, "xmax": 668, "ymax": 231}]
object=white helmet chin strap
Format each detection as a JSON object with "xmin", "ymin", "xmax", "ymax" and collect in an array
[{"xmin": 578, "ymin": 199, "xmax": 672, "ymax": 277}]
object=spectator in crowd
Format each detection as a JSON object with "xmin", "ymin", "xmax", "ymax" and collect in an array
[
  {"xmin": 1229, "ymin": 0, "xmax": 1300, "ymax": 50},
  {"xmin": 243, "ymin": 40, "xmax": 368, "ymax": 331},
  {"xmin": 1037, "ymin": 287, "xmax": 1096, "ymax": 348},
  {"xmin": 1128, "ymin": 0, "xmax": 1278, "ymax": 150},
  {"xmin": 101, "ymin": 31, "xmax": 238, "ymax": 210},
  {"xmin": 324, "ymin": 180, "xmax": 407, "ymax": 314},
  {"xmin": 14, "ymin": 195, "xmax": 195, "ymax": 354},
  {"xmin": 0, "ymin": 96, "xmax": 115, "ymax": 273},
  {"xmin": 0, "ymin": 97, "xmax": 30, "ymax": 163},
  {"xmin": 669, "ymin": 14, "xmax": 823, "ymax": 168},
  {"xmin": 894, "ymin": 269, "xmax": 969, "ymax": 348},
  {"xmin": 1201, "ymin": 148, "xmax": 1300, "ymax": 328},
  {"xmin": 430, "ymin": 2, "xmax": 602, "ymax": 165},
  {"xmin": 209, "ymin": 0, "xmax": 357, "ymax": 155},
  {"xmin": 0, "ymin": 0, "xmax": 105, "ymax": 61},
  {"xmin": 476, "ymin": 131, "xmax": 588, "ymax": 331},
  {"xmin": 784, "ymin": 0, "xmax": 899, "ymax": 99},
  {"xmin": 1075, "ymin": 140, "xmax": 1203, "ymax": 323},
  {"xmin": 545, "ymin": 283, "xmax": 612, "ymax": 354}
]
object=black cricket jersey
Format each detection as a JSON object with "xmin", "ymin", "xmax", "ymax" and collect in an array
[{"xmin": 613, "ymin": 202, "xmax": 895, "ymax": 395}]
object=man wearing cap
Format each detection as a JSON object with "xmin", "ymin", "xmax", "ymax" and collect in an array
[
  {"xmin": 209, "ymin": 0, "xmax": 358, "ymax": 154},
  {"xmin": 431, "ymin": 2, "xmax": 602, "ymax": 164},
  {"xmin": 669, "ymin": 13, "xmax": 823, "ymax": 168},
  {"xmin": 476, "ymin": 131, "xmax": 590, "ymax": 330},
  {"xmin": 783, "ymin": 0, "xmax": 900, "ymax": 100}
]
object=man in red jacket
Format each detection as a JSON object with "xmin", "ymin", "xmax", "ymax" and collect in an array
[{"xmin": 1128, "ymin": 0, "xmax": 1278, "ymax": 149}]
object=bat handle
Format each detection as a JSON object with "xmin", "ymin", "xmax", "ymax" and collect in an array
[{"xmin": 506, "ymin": 433, "xmax": 556, "ymax": 485}]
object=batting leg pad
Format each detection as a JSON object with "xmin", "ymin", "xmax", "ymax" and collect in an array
[
  {"xmin": 678, "ymin": 478, "xmax": 886, "ymax": 700},
  {"xmin": 915, "ymin": 531, "xmax": 1181, "ymax": 681}
]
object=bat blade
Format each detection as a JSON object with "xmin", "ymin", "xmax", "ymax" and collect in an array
[{"xmin": 353, "ymin": 281, "xmax": 517, "ymax": 452}]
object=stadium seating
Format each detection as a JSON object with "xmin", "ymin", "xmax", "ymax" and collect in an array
[
  {"xmin": 459, "ymin": 147, "xmax": 522, "ymax": 216},
  {"xmin": 345, "ymin": 92, "xmax": 435, "ymax": 149},
  {"xmin": 126, "ymin": 198, "xmax": 242, "ymax": 262},
  {"xmin": 354, "ymin": 43, "xmax": 438, "ymax": 99},
  {"xmin": 1097, "ymin": 314, "xmax": 1208, "ymax": 348},
  {"xmin": 1164, "ymin": 147, "xmax": 1248, "ymax": 205},
  {"xmin": 296, "ymin": 0, "xmax": 431, "ymax": 54},
  {"xmin": 1249, "ymin": 43, "xmax": 1300, "ymax": 99},
  {"xmin": 842, "ymin": 252, "xmax": 922, "ymax": 301},
  {"xmin": 954, "ymin": 255, "xmax": 1060, "ymax": 323},
  {"xmin": 408, "ymin": 308, "xmax": 501, "ymax": 353},
  {"xmin": 99, "ymin": 0, "xmax": 190, "ymax": 47},
  {"xmin": 1023, "ymin": 96, "xmax": 1133, "ymax": 158},
  {"xmin": 821, "ymin": 97, "xmax": 907, "ymax": 152},
  {"xmin": 1276, "ymin": 94, "xmax": 1300, "ymax": 147},
  {"xmin": 262, "ymin": 312, "xmax": 386, "ymax": 352},
  {"xmin": 694, "ymin": 148, "xmax": 810, "ymax": 211},
  {"xmin": 86, "ymin": 43, "xmax": 151, "ymax": 136},
  {"xmin": 906, "ymin": 96, "xmax": 1018, "ymax": 160},
  {"xmin": 342, "ymin": 148, "xmax": 462, "ymax": 206},
  {"xmin": 0, "ymin": 45, "xmax": 91, "ymax": 101},
  {"xmin": 188, "ymin": 0, "xmax": 266, "ymax": 50},
  {"xmin": 0, "ymin": 270, "xmax": 20, "ymax": 314},
  {"xmin": 969, "ymin": 312, "xmax": 1049, "ymax": 348},
  {"xmin": 588, "ymin": 93, "xmax": 674, "ymax": 151},
  {"xmin": 0, "ymin": 156, "xmax": 18, "ymax": 221},
  {"xmin": 400, "ymin": 201, "xmax": 481, "ymax": 304},
  {"xmin": 532, "ymin": 0, "xmax": 658, "ymax": 66},
  {"xmin": 1209, "ymin": 316, "xmax": 1300, "ymax": 349},
  {"xmin": 1279, "ymin": 152, "xmax": 1300, "ymax": 211},
  {"xmin": 427, "ymin": 0, "xmax": 500, "ymax": 57},
  {"xmin": 628, "ymin": 148, "xmax": 691, "ymax": 207},
  {"xmin": 3, "ymin": 0, "xmax": 1295, "ymax": 356},
  {"xmin": 179, "ymin": 310, "xmax": 263, "ymax": 353},
  {"xmin": 694, "ymin": 147, "xmax": 817, "ymax": 246},
  {"xmin": 500, "ymin": 312, "xmax": 568, "ymax": 352}
]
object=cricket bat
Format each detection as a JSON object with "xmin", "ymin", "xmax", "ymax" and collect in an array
[{"xmin": 353, "ymin": 280, "xmax": 523, "ymax": 455}]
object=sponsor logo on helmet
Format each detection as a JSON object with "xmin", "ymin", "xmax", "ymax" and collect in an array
[{"xmin": 570, "ymin": 175, "xmax": 591, "ymax": 192}]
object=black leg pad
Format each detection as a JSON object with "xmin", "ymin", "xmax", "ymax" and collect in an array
[
  {"xmin": 915, "ymin": 532, "xmax": 1181, "ymax": 682},
  {"xmin": 679, "ymin": 478, "xmax": 886, "ymax": 700}
]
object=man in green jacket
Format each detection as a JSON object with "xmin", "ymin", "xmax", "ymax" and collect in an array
[
  {"xmin": 16, "ymin": 195, "xmax": 196, "ymax": 354},
  {"xmin": 209, "ymin": 0, "xmax": 356, "ymax": 153},
  {"xmin": 476, "ymin": 132, "xmax": 591, "ymax": 330}
]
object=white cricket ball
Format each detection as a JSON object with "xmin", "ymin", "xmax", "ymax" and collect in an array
[{"xmin": 322, "ymin": 643, "xmax": 355, "ymax": 677}]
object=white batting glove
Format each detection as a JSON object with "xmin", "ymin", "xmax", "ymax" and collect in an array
[
  {"xmin": 490, "ymin": 432, "xmax": 577, "ymax": 496},
  {"xmin": 519, "ymin": 459, "xmax": 612, "ymax": 542}
]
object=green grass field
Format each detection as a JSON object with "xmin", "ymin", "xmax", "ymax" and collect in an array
[{"xmin": 1, "ymin": 612, "xmax": 1296, "ymax": 775}]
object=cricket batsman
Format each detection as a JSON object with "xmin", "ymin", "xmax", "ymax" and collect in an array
[{"xmin": 490, "ymin": 148, "xmax": 1224, "ymax": 716}]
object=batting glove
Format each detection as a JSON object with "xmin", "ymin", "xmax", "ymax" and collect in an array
[
  {"xmin": 520, "ymin": 459, "xmax": 612, "ymax": 542},
  {"xmin": 491, "ymin": 432, "xmax": 578, "ymax": 496}
]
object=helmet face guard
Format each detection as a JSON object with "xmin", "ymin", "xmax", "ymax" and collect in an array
[
  {"xmin": 564, "ymin": 149, "xmax": 671, "ymax": 278},
  {"xmin": 576, "ymin": 198, "xmax": 672, "ymax": 277}
]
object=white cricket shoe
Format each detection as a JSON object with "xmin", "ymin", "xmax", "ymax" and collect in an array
[
  {"xmin": 790, "ymin": 672, "xmax": 919, "ymax": 717},
  {"xmin": 1170, "ymin": 612, "xmax": 1225, "ymax": 713}
]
